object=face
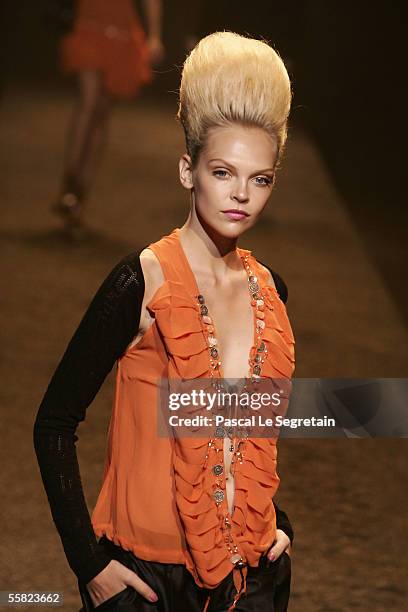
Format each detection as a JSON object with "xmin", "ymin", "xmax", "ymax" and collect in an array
[{"xmin": 179, "ymin": 123, "xmax": 279, "ymax": 239}]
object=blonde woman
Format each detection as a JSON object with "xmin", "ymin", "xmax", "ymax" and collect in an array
[{"xmin": 34, "ymin": 32, "xmax": 295, "ymax": 611}]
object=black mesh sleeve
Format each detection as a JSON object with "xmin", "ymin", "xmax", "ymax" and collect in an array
[
  {"xmin": 33, "ymin": 250, "xmax": 145, "ymax": 585},
  {"xmin": 273, "ymin": 501, "xmax": 294, "ymax": 545}
]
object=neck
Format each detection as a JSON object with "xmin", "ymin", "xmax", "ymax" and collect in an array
[{"xmin": 179, "ymin": 210, "xmax": 244, "ymax": 284}]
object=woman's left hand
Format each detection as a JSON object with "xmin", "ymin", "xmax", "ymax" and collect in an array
[
  {"xmin": 266, "ymin": 529, "xmax": 291, "ymax": 561},
  {"xmin": 147, "ymin": 36, "xmax": 165, "ymax": 65}
]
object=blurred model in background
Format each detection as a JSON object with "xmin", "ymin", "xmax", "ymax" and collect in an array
[{"xmin": 52, "ymin": 0, "xmax": 164, "ymax": 231}]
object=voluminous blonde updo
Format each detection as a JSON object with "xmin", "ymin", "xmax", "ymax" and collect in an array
[{"xmin": 177, "ymin": 31, "xmax": 292, "ymax": 167}]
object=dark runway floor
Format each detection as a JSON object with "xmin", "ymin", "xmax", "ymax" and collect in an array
[{"xmin": 1, "ymin": 88, "xmax": 407, "ymax": 611}]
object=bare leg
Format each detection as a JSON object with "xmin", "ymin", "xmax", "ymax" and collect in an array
[
  {"xmin": 78, "ymin": 88, "xmax": 111, "ymax": 194},
  {"xmin": 54, "ymin": 70, "xmax": 111, "ymax": 226}
]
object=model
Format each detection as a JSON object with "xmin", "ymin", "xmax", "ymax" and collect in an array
[
  {"xmin": 52, "ymin": 0, "xmax": 163, "ymax": 230},
  {"xmin": 34, "ymin": 31, "xmax": 295, "ymax": 611}
]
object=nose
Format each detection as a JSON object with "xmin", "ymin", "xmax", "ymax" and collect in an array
[{"xmin": 230, "ymin": 180, "xmax": 249, "ymax": 203}]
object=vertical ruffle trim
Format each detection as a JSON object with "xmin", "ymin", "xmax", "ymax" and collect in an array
[{"xmin": 146, "ymin": 252, "xmax": 296, "ymax": 599}]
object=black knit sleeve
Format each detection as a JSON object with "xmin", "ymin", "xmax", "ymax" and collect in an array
[
  {"xmin": 33, "ymin": 250, "xmax": 146, "ymax": 585},
  {"xmin": 273, "ymin": 502, "xmax": 294, "ymax": 545}
]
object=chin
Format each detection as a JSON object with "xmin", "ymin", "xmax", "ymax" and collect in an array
[
  {"xmin": 222, "ymin": 215, "xmax": 255, "ymax": 233},
  {"xmin": 211, "ymin": 220, "xmax": 250, "ymax": 241}
]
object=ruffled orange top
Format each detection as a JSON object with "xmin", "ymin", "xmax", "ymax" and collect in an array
[
  {"xmin": 91, "ymin": 227, "xmax": 296, "ymax": 610},
  {"xmin": 60, "ymin": 0, "xmax": 152, "ymax": 97}
]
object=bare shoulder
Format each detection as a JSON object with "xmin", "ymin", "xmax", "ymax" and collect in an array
[
  {"xmin": 139, "ymin": 248, "xmax": 165, "ymax": 305},
  {"xmin": 125, "ymin": 249, "xmax": 165, "ymax": 351},
  {"xmin": 258, "ymin": 262, "xmax": 277, "ymax": 290}
]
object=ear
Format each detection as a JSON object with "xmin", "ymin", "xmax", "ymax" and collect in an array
[{"xmin": 179, "ymin": 154, "xmax": 194, "ymax": 190}]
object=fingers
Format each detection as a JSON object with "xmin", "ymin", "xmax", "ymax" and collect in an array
[
  {"xmin": 267, "ymin": 529, "xmax": 291, "ymax": 561},
  {"xmin": 86, "ymin": 560, "xmax": 159, "ymax": 606},
  {"xmin": 128, "ymin": 571, "xmax": 158, "ymax": 603},
  {"xmin": 147, "ymin": 37, "xmax": 165, "ymax": 65}
]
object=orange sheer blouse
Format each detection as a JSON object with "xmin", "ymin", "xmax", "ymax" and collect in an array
[{"xmin": 91, "ymin": 227, "xmax": 296, "ymax": 609}]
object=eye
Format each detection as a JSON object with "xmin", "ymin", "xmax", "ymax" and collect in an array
[
  {"xmin": 254, "ymin": 176, "xmax": 273, "ymax": 186},
  {"xmin": 213, "ymin": 169, "xmax": 230, "ymax": 178}
]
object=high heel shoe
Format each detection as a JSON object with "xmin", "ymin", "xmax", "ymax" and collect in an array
[{"xmin": 52, "ymin": 191, "xmax": 84, "ymax": 228}]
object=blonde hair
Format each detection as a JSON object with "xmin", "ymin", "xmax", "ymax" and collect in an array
[{"xmin": 177, "ymin": 31, "xmax": 292, "ymax": 167}]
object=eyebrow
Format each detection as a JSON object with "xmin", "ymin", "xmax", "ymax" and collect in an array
[{"xmin": 208, "ymin": 158, "xmax": 275, "ymax": 173}]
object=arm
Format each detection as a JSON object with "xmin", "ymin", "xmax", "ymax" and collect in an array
[
  {"xmin": 142, "ymin": 0, "xmax": 162, "ymax": 40},
  {"xmin": 273, "ymin": 501, "xmax": 294, "ymax": 545},
  {"xmin": 33, "ymin": 251, "xmax": 146, "ymax": 585},
  {"xmin": 141, "ymin": 0, "xmax": 164, "ymax": 64},
  {"xmin": 258, "ymin": 260, "xmax": 294, "ymax": 545}
]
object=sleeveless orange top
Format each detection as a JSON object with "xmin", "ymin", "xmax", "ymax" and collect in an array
[{"xmin": 91, "ymin": 227, "xmax": 296, "ymax": 609}]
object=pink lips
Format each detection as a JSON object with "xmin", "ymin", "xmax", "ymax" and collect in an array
[{"xmin": 222, "ymin": 210, "xmax": 249, "ymax": 220}]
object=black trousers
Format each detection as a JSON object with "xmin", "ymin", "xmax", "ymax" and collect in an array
[{"xmin": 78, "ymin": 536, "xmax": 291, "ymax": 611}]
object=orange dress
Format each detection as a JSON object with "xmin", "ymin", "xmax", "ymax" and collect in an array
[
  {"xmin": 91, "ymin": 227, "xmax": 296, "ymax": 610},
  {"xmin": 60, "ymin": 0, "xmax": 152, "ymax": 97}
]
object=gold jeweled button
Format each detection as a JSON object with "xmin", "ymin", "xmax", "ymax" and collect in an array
[
  {"xmin": 215, "ymin": 426, "xmax": 225, "ymax": 438},
  {"xmin": 197, "ymin": 294, "xmax": 205, "ymax": 304},
  {"xmin": 213, "ymin": 464, "xmax": 223, "ymax": 476},
  {"xmin": 257, "ymin": 341, "xmax": 266, "ymax": 352},
  {"xmin": 200, "ymin": 305, "xmax": 209, "ymax": 316},
  {"xmin": 213, "ymin": 489, "xmax": 224, "ymax": 503},
  {"xmin": 210, "ymin": 347, "xmax": 219, "ymax": 359},
  {"xmin": 230, "ymin": 553, "xmax": 242, "ymax": 564},
  {"xmin": 253, "ymin": 365, "xmax": 261, "ymax": 375}
]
